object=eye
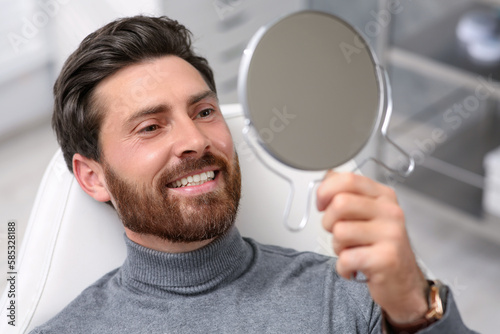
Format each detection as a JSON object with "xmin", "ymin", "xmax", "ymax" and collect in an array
[
  {"xmin": 139, "ymin": 124, "xmax": 159, "ymax": 133},
  {"xmin": 196, "ymin": 108, "xmax": 215, "ymax": 119}
]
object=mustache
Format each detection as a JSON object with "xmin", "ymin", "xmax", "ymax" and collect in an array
[{"xmin": 157, "ymin": 152, "xmax": 229, "ymax": 191}]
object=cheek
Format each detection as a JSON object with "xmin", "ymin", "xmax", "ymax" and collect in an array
[{"xmin": 102, "ymin": 139, "xmax": 170, "ymax": 184}]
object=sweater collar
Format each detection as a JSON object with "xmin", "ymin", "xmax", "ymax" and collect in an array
[{"xmin": 121, "ymin": 227, "xmax": 253, "ymax": 295}]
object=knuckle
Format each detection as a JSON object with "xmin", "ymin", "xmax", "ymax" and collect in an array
[
  {"xmin": 380, "ymin": 200, "xmax": 404, "ymax": 222},
  {"xmin": 332, "ymin": 238, "xmax": 342, "ymax": 255},
  {"xmin": 386, "ymin": 226, "xmax": 402, "ymax": 241},
  {"xmin": 388, "ymin": 204, "xmax": 405, "ymax": 222},
  {"xmin": 385, "ymin": 245, "xmax": 400, "ymax": 268},
  {"xmin": 332, "ymin": 222, "xmax": 348, "ymax": 240},
  {"xmin": 321, "ymin": 215, "xmax": 332, "ymax": 231},
  {"xmin": 340, "ymin": 172, "xmax": 357, "ymax": 187},
  {"xmin": 385, "ymin": 186, "xmax": 397, "ymax": 196},
  {"xmin": 316, "ymin": 182, "xmax": 332, "ymax": 210},
  {"xmin": 382, "ymin": 186, "xmax": 398, "ymax": 201},
  {"xmin": 332, "ymin": 193, "xmax": 350, "ymax": 212},
  {"xmin": 382, "ymin": 218, "xmax": 406, "ymax": 241}
]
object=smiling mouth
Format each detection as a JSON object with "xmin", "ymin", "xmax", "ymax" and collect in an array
[{"xmin": 167, "ymin": 171, "xmax": 216, "ymax": 189}]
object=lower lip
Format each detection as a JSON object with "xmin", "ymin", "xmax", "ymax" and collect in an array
[{"xmin": 168, "ymin": 174, "xmax": 219, "ymax": 195}]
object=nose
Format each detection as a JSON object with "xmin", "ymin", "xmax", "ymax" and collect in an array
[{"xmin": 172, "ymin": 115, "xmax": 210, "ymax": 158}]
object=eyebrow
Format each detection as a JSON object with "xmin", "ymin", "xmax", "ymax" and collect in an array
[
  {"xmin": 125, "ymin": 90, "xmax": 217, "ymax": 128},
  {"xmin": 188, "ymin": 90, "xmax": 217, "ymax": 105}
]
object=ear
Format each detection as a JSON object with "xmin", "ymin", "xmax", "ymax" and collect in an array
[{"xmin": 72, "ymin": 153, "xmax": 111, "ymax": 203}]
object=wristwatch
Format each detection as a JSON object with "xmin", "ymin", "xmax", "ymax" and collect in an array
[{"xmin": 382, "ymin": 280, "xmax": 447, "ymax": 334}]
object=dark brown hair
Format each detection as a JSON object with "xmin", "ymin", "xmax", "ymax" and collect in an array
[{"xmin": 52, "ymin": 15, "xmax": 216, "ymax": 172}]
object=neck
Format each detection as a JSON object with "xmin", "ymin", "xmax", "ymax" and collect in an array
[
  {"xmin": 125, "ymin": 228, "xmax": 215, "ymax": 253},
  {"xmin": 121, "ymin": 226, "xmax": 252, "ymax": 295}
]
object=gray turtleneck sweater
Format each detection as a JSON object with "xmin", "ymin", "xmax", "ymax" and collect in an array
[{"xmin": 30, "ymin": 227, "xmax": 473, "ymax": 333}]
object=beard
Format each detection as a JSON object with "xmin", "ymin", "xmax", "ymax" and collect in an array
[{"xmin": 103, "ymin": 151, "xmax": 241, "ymax": 243}]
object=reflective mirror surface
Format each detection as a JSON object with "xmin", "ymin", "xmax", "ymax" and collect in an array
[{"xmin": 240, "ymin": 11, "xmax": 381, "ymax": 171}]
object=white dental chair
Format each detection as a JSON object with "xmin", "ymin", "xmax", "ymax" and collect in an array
[{"xmin": 0, "ymin": 104, "xmax": 355, "ymax": 333}]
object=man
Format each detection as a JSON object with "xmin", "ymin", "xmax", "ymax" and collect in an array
[{"xmin": 31, "ymin": 15, "xmax": 475, "ymax": 333}]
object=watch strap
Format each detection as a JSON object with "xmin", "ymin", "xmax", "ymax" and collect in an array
[{"xmin": 382, "ymin": 280, "xmax": 448, "ymax": 334}]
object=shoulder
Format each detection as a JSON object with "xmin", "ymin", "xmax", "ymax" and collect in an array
[
  {"xmin": 250, "ymin": 238, "xmax": 377, "ymax": 303},
  {"xmin": 242, "ymin": 238, "xmax": 380, "ymax": 329},
  {"xmin": 246, "ymin": 237, "xmax": 332, "ymax": 262},
  {"xmin": 30, "ymin": 268, "xmax": 121, "ymax": 334},
  {"xmin": 244, "ymin": 237, "xmax": 334, "ymax": 274}
]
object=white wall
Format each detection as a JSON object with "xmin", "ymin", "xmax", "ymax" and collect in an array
[
  {"xmin": 0, "ymin": 0, "xmax": 52, "ymax": 138},
  {"xmin": 0, "ymin": 0, "xmax": 161, "ymax": 139},
  {"xmin": 49, "ymin": 0, "xmax": 161, "ymax": 73}
]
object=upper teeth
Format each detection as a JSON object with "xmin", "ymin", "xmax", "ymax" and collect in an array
[{"xmin": 168, "ymin": 171, "xmax": 215, "ymax": 188}]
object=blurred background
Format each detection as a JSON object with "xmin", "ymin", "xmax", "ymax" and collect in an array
[{"xmin": 0, "ymin": 0, "xmax": 499, "ymax": 332}]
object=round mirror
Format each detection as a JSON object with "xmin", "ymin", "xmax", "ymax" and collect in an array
[
  {"xmin": 239, "ymin": 11, "xmax": 382, "ymax": 171},
  {"xmin": 238, "ymin": 10, "xmax": 413, "ymax": 233}
]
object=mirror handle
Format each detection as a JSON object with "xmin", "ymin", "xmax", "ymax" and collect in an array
[
  {"xmin": 281, "ymin": 179, "xmax": 317, "ymax": 232},
  {"xmin": 242, "ymin": 124, "xmax": 321, "ymax": 232},
  {"xmin": 380, "ymin": 67, "xmax": 415, "ymax": 177},
  {"xmin": 355, "ymin": 67, "xmax": 415, "ymax": 177}
]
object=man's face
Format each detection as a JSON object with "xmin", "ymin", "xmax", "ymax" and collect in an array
[{"xmin": 94, "ymin": 56, "xmax": 241, "ymax": 243}]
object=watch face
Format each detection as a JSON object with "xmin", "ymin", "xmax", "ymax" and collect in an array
[{"xmin": 426, "ymin": 280, "xmax": 445, "ymax": 320}]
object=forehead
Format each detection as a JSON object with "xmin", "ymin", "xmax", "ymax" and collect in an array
[{"xmin": 94, "ymin": 56, "xmax": 210, "ymax": 120}]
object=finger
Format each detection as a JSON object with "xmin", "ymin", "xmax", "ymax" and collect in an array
[
  {"xmin": 331, "ymin": 221, "xmax": 378, "ymax": 255},
  {"xmin": 331, "ymin": 217, "xmax": 407, "ymax": 251},
  {"xmin": 321, "ymin": 193, "xmax": 376, "ymax": 232},
  {"xmin": 321, "ymin": 192, "xmax": 404, "ymax": 233},
  {"xmin": 337, "ymin": 235, "xmax": 417, "ymax": 286},
  {"xmin": 317, "ymin": 172, "xmax": 391, "ymax": 211},
  {"xmin": 336, "ymin": 244, "xmax": 391, "ymax": 282},
  {"xmin": 335, "ymin": 246, "xmax": 372, "ymax": 280}
]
